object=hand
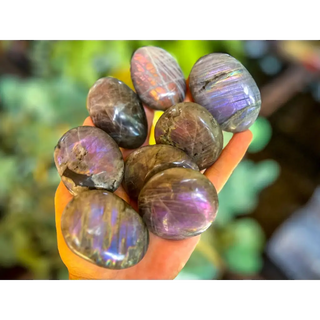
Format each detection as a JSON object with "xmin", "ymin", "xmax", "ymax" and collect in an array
[{"xmin": 54, "ymin": 83, "xmax": 253, "ymax": 280}]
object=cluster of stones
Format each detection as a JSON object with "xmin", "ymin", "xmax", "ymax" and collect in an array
[{"xmin": 54, "ymin": 46, "xmax": 261, "ymax": 270}]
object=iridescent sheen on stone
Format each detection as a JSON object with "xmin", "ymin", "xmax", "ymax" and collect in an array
[
  {"xmin": 123, "ymin": 144, "xmax": 199, "ymax": 200},
  {"xmin": 189, "ymin": 53, "xmax": 261, "ymax": 133},
  {"xmin": 87, "ymin": 77, "xmax": 148, "ymax": 149},
  {"xmin": 130, "ymin": 46, "xmax": 186, "ymax": 111},
  {"xmin": 61, "ymin": 190, "xmax": 149, "ymax": 269},
  {"xmin": 54, "ymin": 126, "xmax": 124, "ymax": 196},
  {"xmin": 154, "ymin": 102, "xmax": 223, "ymax": 170},
  {"xmin": 138, "ymin": 168, "xmax": 218, "ymax": 240}
]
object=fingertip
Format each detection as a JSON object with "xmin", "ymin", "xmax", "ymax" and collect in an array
[
  {"xmin": 248, "ymin": 129, "xmax": 254, "ymax": 142},
  {"xmin": 247, "ymin": 130, "xmax": 254, "ymax": 145},
  {"xmin": 82, "ymin": 117, "xmax": 95, "ymax": 126},
  {"xmin": 205, "ymin": 130, "xmax": 253, "ymax": 193},
  {"xmin": 232, "ymin": 129, "xmax": 254, "ymax": 148},
  {"xmin": 243, "ymin": 129, "xmax": 254, "ymax": 142}
]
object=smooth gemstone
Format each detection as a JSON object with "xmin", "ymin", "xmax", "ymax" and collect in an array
[
  {"xmin": 130, "ymin": 46, "xmax": 186, "ymax": 111},
  {"xmin": 154, "ymin": 102, "xmax": 223, "ymax": 170},
  {"xmin": 189, "ymin": 53, "xmax": 261, "ymax": 133},
  {"xmin": 87, "ymin": 77, "xmax": 148, "ymax": 149},
  {"xmin": 138, "ymin": 168, "xmax": 218, "ymax": 240},
  {"xmin": 54, "ymin": 126, "xmax": 124, "ymax": 196},
  {"xmin": 61, "ymin": 190, "xmax": 149, "ymax": 269},
  {"xmin": 123, "ymin": 144, "xmax": 199, "ymax": 200}
]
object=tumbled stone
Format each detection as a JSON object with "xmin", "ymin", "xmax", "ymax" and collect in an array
[
  {"xmin": 123, "ymin": 144, "xmax": 199, "ymax": 200},
  {"xmin": 189, "ymin": 53, "xmax": 261, "ymax": 133},
  {"xmin": 130, "ymin": 46, "xmax": 186, "ymax": 111},
  {"xmin": 61, "ymin": 190, "xmax": 149, "ymax": 269},
  {"xmin": 138, "ymin": 168, "xmax": 218, "ymax": 240},
  {"xmin": 54, "ymin": 126, "xmax": 124, "ymax": 196},
  {"xmin": 154, "ymin": 102, "xmax": 223, "ymax": 170},
  {"xmin": 87, "ymin": 77, "xmax": 148, "ymax": 149}
]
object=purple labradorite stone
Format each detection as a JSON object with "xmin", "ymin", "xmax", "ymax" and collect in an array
[
  {"xmin": 138, "ymin": 168, "xmax": 218, "ymax": 240},
  {"xmin": 123, "ymin": 144, "xmax": 199, "ymax": 200},
  {"xmin": 61, "ymin": 190, "xmax": 149, "ymax": 269},
  {"xmin": 87, "ymin": 77, "xmax": 148, "ymax": 149},
  {"xmin": 54, "ymin": 126, "xmax": 124, "ymax": 196},
  {"xmin": 130, "ymin": 46, "xmax": 186, "ymax": 111},
  {"xmin": 154, "ymin": 102, "xmax": 223, "ymax": 170},
  {"xmin": 189, "ymin": 53, "xmax": 261, "ymax": 133}
]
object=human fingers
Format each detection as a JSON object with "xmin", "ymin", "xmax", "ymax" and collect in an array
[{"xmin": 205, "ymin": 130, "xmax": 253, "ymax": 193}]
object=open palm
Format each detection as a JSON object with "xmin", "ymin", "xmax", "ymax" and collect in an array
[{"xmin": 54, "ymin": 84, "xmax": 252, "ymax": 280}]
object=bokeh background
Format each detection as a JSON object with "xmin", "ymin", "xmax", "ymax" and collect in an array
[{"xmin": 0, "ymin": 40, "xmax": 319, "ymax": 280}]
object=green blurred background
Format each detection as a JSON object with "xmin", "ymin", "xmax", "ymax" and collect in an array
[{"xmin": 1, "ymin": 40, "xmax": 320, "ymax": 280}]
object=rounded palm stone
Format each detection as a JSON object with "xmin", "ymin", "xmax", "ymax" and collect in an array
[
  {"xmin": 130, "ymin": 46, "xmax": 186, "ymax": 111},
  {"xmin": 87, "ymin": 77, "xmax": 148, "ymax": 149},
  {"xmin": 61, "ymin": 190, "xmax": 149, "ymax": 269},
  {"xmin": 154, "ymin": 102, "xmax": 223, "ymax": 170},
  {"xmin": 54, "ymin": 126, "xmax": 124, "ymax": 196},
  {"xmin": 138, "ymin": 168, "xmax": 218, "ymax": 240},
  {"xmin": 189, "ymin": 53, "xmax": 261, "ymax": 133},
  {"xmin": 123, "ymin": 144, "xmax": 199, "ymax": 200}
]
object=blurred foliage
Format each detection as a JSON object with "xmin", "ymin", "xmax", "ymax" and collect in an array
[
  {"xmin": 216, "ymin": 159, "xmax": 280, "ymax": 226},
  {"xmin": 30, "ymin": 40, "xmax": 245, "ymax": 86},
  {"xmin": 248, "ymin": 117, "xmax": 273, "ymax": 153},
  {"xmin": 0, "ymin": 40, "xmax": 278, "ymax": 279},
  {"xmin": 177, "ymin": 118, "xmax": 279, "ymax": 279}
]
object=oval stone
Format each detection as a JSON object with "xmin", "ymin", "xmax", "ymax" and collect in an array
[
  {"xmin": 87, "ymin": 77, "xmax": 148, "ymax": 149},
  {"xmin": 138, "ymin": 168, "xmax": 218, "ymax": 240},
  {"xmin": 154, "ymin": 102, "xmax": 223, "ymax": 170},
  {"xmin": 130, "ymin": 46, "xmax": 186, "ymax": 111},
  {"xmin": 54, "ymin": 126, "xmax": 124, "ymax": 196},
  {"xmin": 61, "ymin": 190, "xmax": 149, "ymax": 269},
  {"xmin": 123, "ymin": 144, "xmax": 199, "ymax": 200},
  {"xmin": 189, "ymin": 53, "xmax": 261, "ymax": 133}
]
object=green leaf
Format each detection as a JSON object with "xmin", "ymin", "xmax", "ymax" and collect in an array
[
  {"xmin": 222, "ymin": 40, "xmax": 245, "ymax": 60},
  {"xmin": 223, "ymin": 117, "xmax": 272, "ymax": 153},
  {"xmin": 58, "ymin": 266, "xmax": 69, "ymax": 280},
  {"xmin": 228, "ymin": 218, "xmax": 265, "ymax": 251},
  {"xmin": 0, "ymin": 235, "xmax": 17, "ymax": 267},
  {"xmin": 11, "ymin": 226, "xmax": 51, "ymax": 279},
  {"xmin": 224, "ymin": 247, "xmax": 263, "ymax": 274},
  {"xmin": 253, "ymin": 160, "xmax": 280, "ymax": 190},
  {"xmin": 222, "ymin": 131, "xmax": 233, "ymax": 148},
  {"xmin": 223, "ymin": 218, "xmax": 265, "ymax": 274},
  {"xmin": 49, "ymin": 40, "xmax": 136, "ymax": 88},
  {"xmin": 176, "ymin": 250, "xmax": 219, "ymax": 280},
  {"xmin": 0, "ymin": 76, "xmax": 24, "ymax": 110},
  {"xmin": 216, "ymin": 159, "xmax": 280, "ymax": 225},
  {"xmin": 248, "ymin": 117, "xmax": 273, "ymax": 153},
  {"xmin": 0, "ymin": 155, "xmax": 19, "ymax": 198},
  {"xmin": 163, "ymin": 41, "xmax": 213, "ymax": 77},
  {"xmin": 216, "ymin": 161, "xmax": 257, "ymax": 225}
]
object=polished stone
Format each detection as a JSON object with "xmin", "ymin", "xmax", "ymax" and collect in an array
[
  {"xmin": 130, "ymin": 46, "xmax": 186, "ymax": 111},
  {"xmin": 154, "ymin": 102, "xmax": 223, "ymax": 170},
  {"xmin": 123, "ymin": 144, "xmax": 199, "ymax": 200},
  {"xmin": 87, "ymin": 77, "xmax": 148, "ymax": 149},
  {"xmin": 138, "ymin": 168, "xmax": 218, "ymax": 240},
  {"xmin": 61, "ymin": 190, "xmax": 149, "ymax": 269},
  {"xmin": 54, "ymin": 126, "xmax": 124, "ymax": 196},
  {"xmin": 189, "ymin": 53, "xmax": 261, "ymax": 133}
]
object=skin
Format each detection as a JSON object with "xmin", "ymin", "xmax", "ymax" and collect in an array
[{"xmin": 54, "ymin": 80, "xmax": 253, "ymax": 280}]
